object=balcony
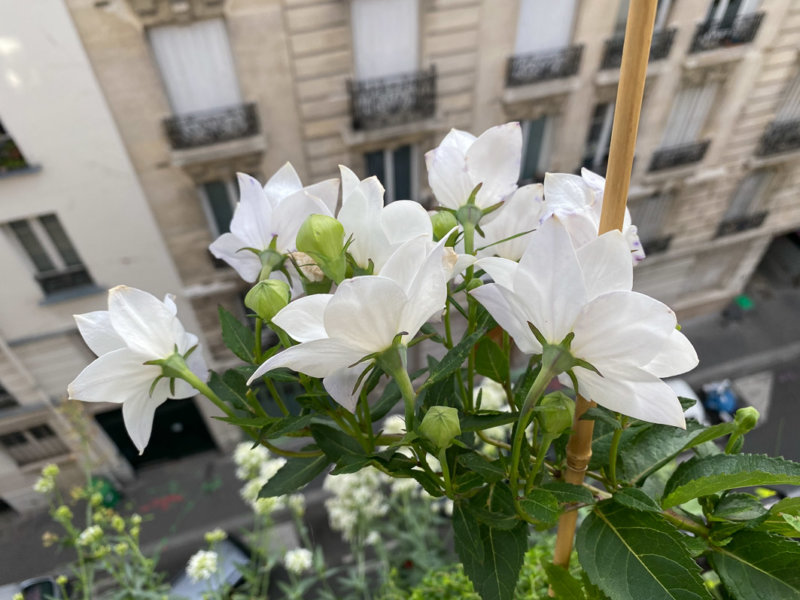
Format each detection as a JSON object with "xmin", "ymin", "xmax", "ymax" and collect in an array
[
  {"xmin": 347, "ymin": 66, "xmax": 437, "ymax": 132},
  {"xmin": 600, "ymin": 28, "xmax": 676, "ymax": 70},
  {"xmin": 35, "ymin": 264, "xmax": 94, "ymax": 296},
  {"xmin": 0, "ymin": 135, "xmax": 29, "ymax": 174},
  {"xmin": 648, "ymin": 140, "xmax": 710, "ymax": 172},
  {"xmin": 689, "ymin": 12, "xmax": 764, "ymax": 53},
  {"xmin": 163, "ymin": 103, "xmax": 260, "ymax": 150},
  {"xmin": 506, "ymin": 45, "xmax": 583, "ymax": 87},
  {"xmin": 756, "ymin": 119, "xmax": 800, "ymax": 156},
  {"xmin": 716, "ymin": 211, "xmax": 768, "ymax": 237}
]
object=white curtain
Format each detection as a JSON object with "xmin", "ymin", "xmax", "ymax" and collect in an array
[
  {"xmin": 149, "ymin": 19, "xmax": 242, "ymax": 115},
  {"xmin": 351, "ymin": 0, "xmax": 419, "ymax": 80},
  {"xmin": 515, "ymin": 0, "xmax": 577, "ymax": 55},
  {"xmin": 660, "ymin": 82, "xmax": 718, "ymax": 147}
]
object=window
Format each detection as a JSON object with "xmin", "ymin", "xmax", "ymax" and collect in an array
[
  {"xmin": 351, "ymin": 0, "xmax": 419, "ymax": 80},
  {"xmin": 515, "ymin": 0, "xmax": 576, "ymax": 55},
  {"xmin": 0, "ymin": 382, "xmax": 18, "ymax": 411},
  {"xmin": 582, "ymin": 102, "xmax": 615, "ymax": 176},
  {"xmin": 365, "ymin": 145, "xmax": 418, "ymax": 204},
  {"xmin": 717, "ymin": 170, "xmax": 772, "ymax": 236},
  {"xmin": 628, "ymin": 193, "xmax": 674, "ymax": 254},
  {"xmin": 199, "ymin": 179, "xmax": 237, "ymax": 238},
  {"xmin": 0, "ymin": 424, "xmax": 68, "ymax": 466},
  {"xmin": 660, "ymin": 83, "xmax": 719, "ymax": 148},
  {"xmin": 703, "ymin": 0, "xmax": 761, "ymax": 27},
  {"xmin": 0, "ymin": 119, "xmax": 29, "ymax": 174},
  {"xmin": 519, "ymin": 117, "xmax": 553, "ymax": 183},
  {"xmin": 6, "ymin": 214, "xmax": 93, "ymax": 296}
]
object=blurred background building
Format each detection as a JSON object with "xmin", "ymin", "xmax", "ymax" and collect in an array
[{"xmin": 0, "ymin": 0, "xmax": 798, "ymax": 514}]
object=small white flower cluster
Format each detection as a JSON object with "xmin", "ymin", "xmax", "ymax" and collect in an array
[
  {"xmin": 323, "ymin": 467, "xmax": 389, "ymax": 543},
  {"xmin": 33, "ymin": 463, "xmax": 60, "ymax": 495},
  {"xmin": 233, "ymin": 441, "xmax": 271, "ymax": 481},
  {"xmin": 233, "ymin": 442, "xmax": 288, "ymax": 517},
  {"xmin": 77, "ymin": 525, "xmax": 103, "ymax": 546},
  {"xmin": 284, "ymin": 547, "xmax": 313, "ymax": 575},
  {"xmin": 186, "ymin": 549, "xmax": 218, "ymax": 582}
]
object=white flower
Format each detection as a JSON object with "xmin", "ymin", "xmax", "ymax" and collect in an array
[
  {"xmin": 209, "ymin": 163, "xmax": 339, "ymax": 282},
  {"xmin": 476, "ymin": 184, "xmax": 546, "ymax": 260},
  {"xmin": 248, "ymin": 236, "xmax": 453, "ymax": 410},
  {"xmin": 68, "ymin": 286, "xmax": 207, "ymax": 454},
  {"xmin": 233, "ymin": 442, "xmax": 271, "ymax": 481},
  {"xmin": 323, "ymin": 468, "xmax": 389, "ymax": 542},
  {"xmin": 365, "ymin": 531, "xmax": 381, "ymax": 546},
  {"xmin": 382, "ymin": 414, "xmax": 406, "ymax": 436},
  {"xmin": 77, "ymin": 525, "xmax": 103, "ymax": 546},
  {"xmin": 426, "ymin": 122, "xmax": 522, "ymax": 210},
  {"xmin": 34, "ymin": 476, "xmax": 55, "ymax": 494},
  {"xmin": 543, "ymin": 169, "xmax": 645, "ymax": 264},
  {"xmin": 284, "ymin": 548, "xmax": 313, "ymax": 575},
  {"xmin": 186, "ymin": 550, "xmax": 218, "ymax": 582},
  {"xmin": 287, "ymin": 493, "xmax": 306, "ymax": 517},
  {"xmin": 471, "ymin": 219, "xmax": 697, "ymax": 427}
]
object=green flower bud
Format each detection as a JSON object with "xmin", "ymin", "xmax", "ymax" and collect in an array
[
  {"xmin": 111, "ymin": 514, "xmax": 125, "ymax": 533},
  {"xmin": 245, "ymin": 279, "xmax": 290, "ymax": 322},
  {"xmin": 535, "ymin": 392, "xmax": 574, "ymax": 435},
  {"xmin": 90, "ymin": 492, "xmax": 103, "ymax": 507},
  {"xmin": 466, "ymin": 278, "xmax": 482, "ymax": 292},
  {"xmin": 114, "ymin": 542, "xmax": 128, "ymax": 556},
  {"xmin": 56, "ymin": 575, "xmax": 68, "ymax": 587},
  {"xmin": 54, "ymin": 505, "xmax": 73, "ymax": 523},
  {"xmin": 296, "ymin": 214, "xmax": 346, "ymax": 283},
  {"xmin": 431, "ymin": 211, "xmax": 458, "ymax": 241},
  {"xmin": 419, "ymin": 406, "xmax": 461, "ymax": 449},
  {"xmin": 204, "ymin": 528, "xmax": 227, "ymax": 544},
  {"xmin": 42, "ymin": 463, "xmax": 60, "ymax": 478},
  {"xmin": 734, "ymin": 406, "xmax": 759, "ymax": 432}
]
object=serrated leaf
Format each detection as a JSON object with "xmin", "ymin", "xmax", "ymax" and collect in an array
[
  {"xmin": 581, "ymin": 406, "xmax": 621, "ymax": 429},
  {"xmin": 218, "ymin": 306, "xmax": 255, "ymax": 363},
  {"xmin": 457, "ymin": 517, "xmax": 527, "ymax": 600},
  {"xmin": 453, "ymin": 500, "xmax": 484, "ymax": 564},
  {"xmin": 208, "ymin": 370, "xmax": 249, "ymax": 411},
  {"xmin": 475, "ymin": 338, "xmax": 508, "ymax": 384},
  {"xmin": 577, "ymin": 500, "xmax": 711, "ymax": 600},
  {"xmin": 263, "ymin": 414, "xmax": 312, "ymax": 439},
  {"xmin": 519, "ymin": 489, "xmax": 560, "ymax": 524},
  {"xmin": 513, "ymin": 364, "xmax": 540, "ymax": 410},
  {"xmin": 310, "ymin": 424, "xmax": 368, "ymax": 468},
  {"xmin": 678, "ymin": 396, "xmax": 698, "ymax": 411},
  {"xmin": 711, "ymin": 492, "xmax": 768, "ymax": 522},
  {"xmin": 541, "ymin": 482, "xmax": 595, "ymax": 506},
  {"xmin": 215, "ymin": 414, "xmax": 276, "ymax": 428},
  {"xmin": 662, "ymin": 454, "xmax": 800, "ymax": 508},
  {"xmin": 613, "ymin": 487, "xmax": 661, "ymax": 512},
  {"xmin": 544, "ymin": 562, "xmax": 586, "ymax": 600},
  {"xmin": 759, "ymin": 498, "xmax": 800, "ymax": 536},
  {"xmin": 421, "ymin": 331, "xmax": 484, "ymax": 390},
  {"xmin": 259, "ymin": 454, "xmax": 329, "ymax": 497},
  {"xmin": 457, "ymin": 452, "xmax": 505, "ymax": 483},
  {"xmin": 618, "ymin": 421, "xmax": 704, "ymax": 484},
  {"xmin": 709, "ymin": 530, "xmax": 800, "ymax": 599}
]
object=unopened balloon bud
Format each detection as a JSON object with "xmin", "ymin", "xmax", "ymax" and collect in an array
[
  {"xmin": 245, "ymin": 279, "xmax": 290, "ymax": 322},
  {"xmin": 419, "ymin": 406, "xmax": 461, "ymax": 449},
  {"xmin": 535, "ymin": 392, "xmax": 574, "ymax": 435},
  {"xmin": 734, "ymin": 406, "xmax": 759, "ymax": 432},
  {"xmin": 296, "ymin": 214, "xmax": 346, "ymax": 283},
  {"xmin": 431, "ymin": 211, "xmax": 458, "ymax": 241}
]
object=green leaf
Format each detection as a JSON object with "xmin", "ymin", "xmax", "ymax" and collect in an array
[
  {"xmin": 371, "ymin": 379, "xmax": 400, "ymax": 423},
  {"xmin": 759, "ymin": 498, "xmax": 800, "ymax": 536},
  {"xmin": 218, "ymin": 306, "xmax": 255, "ymax": 363},
  {"xmin": 577, "ymin": 500, "xmax": 711, "ymax": 600},
  {"xmin": 662, "ymin": 454, "xmax": 800, "ymax": 508},
  {"xmin": 460, "ymin": 412, "xmax": 517, "ymax": 432},
  {"xmin": 543, "ymin": 562, "xmax": 586, "ymax": 600},
  {"xmin": 453, "ymin": 500, "xmax": 484, "ymax": 564},
  {"xmin": 310, "ymin": 424, "xmax": 368, "ymax": 469},
  {"xmin": 618, "ymin": 421, "xmax": 704, "ymax": 484},
  {"xmin": 709, "ymin": 530, "xmax": 800, "ymax": 599},
  {"xmin": 581, "ymin": 406, "xmax": 621, "ymax": 429},
  {"xmin": 263, "ymin": 414, "xmax": 312, "ymax": 439},
  {"xmin": 259, "ymin": 454, "xmax": 330, "ymax": 497},
  {"xmin": 613, "ymin": 487, "xmax": 661, "ymax": 512},
  {"xmin": 421, "ymin": 331, "xmax": 484, "ymax": 391},
  {"xmin": 711, "ymin": 493, "xmax": 768, "ymax": 523},
  {"xmin": 519, "ymin": 489, "xmax": 560, "ymax": 524},
  {"xmin": 475, "ymin": 338, "xmax": 508, "ymax": 384},
  {"xmin": 208, "ymin": 370, "xmax": 249, "ymax": 411},
  {"xmin": 513, "ymin": 364, "xmax": 540, "ymax": 410},
  {"xmin": 457, "ymin": 452, "xmax": 505, "ymax": 483},
  {"xmin": 215, "ymin": 414, "xmax": 276, "ymax": 428},
  {"xmin": 457, "ymin": 518, "xmax": 527, "ymax": 600},
  {"xmin": 540, "ymin": 482, "xmax": 595, "ymax": 506}
]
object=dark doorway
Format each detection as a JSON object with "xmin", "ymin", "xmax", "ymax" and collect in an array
[{"xmin": 96, "ymin": 397, "xmax": 217, "ymax": 470}]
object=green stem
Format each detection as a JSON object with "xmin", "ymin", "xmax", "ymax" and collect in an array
[
  {"xmin": 607, "ymin": 416, "xmax": 625, "ymax": 490},
  {"xmin": 502, "ymin": 331, "xmax": 516, "ymax": 411},
  {"xmin": 438, "ymin": 448, "xmax": 453, "ymax": 497},
  {"xmin": 359, "ymin": 390, "xmax": 375, "ymax": 452},
  {"xmin": 264, "ymin": 377, "xmax": 289, "ymax": 416},
  {"xmin": 261, "ymin": 439, "xmax": 322, "ymax": 458},
  {"xmin": 380, "ymin": 346, "xmax": 416, "ymax": 431},
  {"xmin": 254, "ymin": 317, "xmax": 263, "ymax": 363},
  {"xmin": 178, "ymin": 368, "xmax": 235, "ymax": 419},
  {"xmin": 443, "ymin": 296, "xmax": 454, "ymax": 349},
  {"xmin": 526, "ymin": 433, "xmax": 554, "ymax": 495},
  {"xmin": 663, "ymin": 510, "xmax": 710, "ymax": 538}
]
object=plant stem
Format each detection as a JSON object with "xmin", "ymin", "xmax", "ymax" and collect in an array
[
  {"xmin": 607, "ymin": 420, "xmax": 624, "ymax": 490},
  {"xmin": 261, "ymin": 439, "xmax": 322, "ymax": 458},
  {"xmin": 438, "ymin": 448, "xmax": 453, "ymax": 497},
  {"xmin": 381, "ymin": 346, "xmax": 416, "ymax": 431},
  {"xmin": 254, "ymin": 317, "xmax": 263, "ymax": 362},
  {"xmin": 502, "ymin": 331, "xmax": 515, "ymax": 411},
  {"xmin": 179, "ymin": 369, "xmax": 235, "ymax": 419},
  {"xmin": 264, "ymin": 377, "xmax": 289, "ymax": 416},
  {"xmin": 663, "ymin": 510, "xmax": 710, "ymax": 538}
]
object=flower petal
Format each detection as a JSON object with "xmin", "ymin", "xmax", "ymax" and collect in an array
[
  {"xmin": 271, "ymin": 190, "xmax": 333, "ymax": 253},
  {"xmin": 323, "ymin": 365, "xmax": 369, "ymax": 412},
  {"xmin": 380, "ymin": 201, "xmax": 432, "ymax": 246},
  {"xmin": 108, "ymin": 286, "xmax": 181, "ymax": 357},
  {"xmin": 324, "ymin": 277, "xmax": 405, "ymax": 353},
  {"xmin": 74, "ymin": 311, "xmax": 125, "ymax": 356},
  {"xmin": 466, "ymin": 122, "xmax": 522, "ymax": 209},
  {"xmin": 339, "ymin": 165, "xmax": 362, "ymax": 201},
  {"xmin": 272, "ymin": 294, "xmax": 333, "ymax": 343},
  {"xmin": 401, "ymin": 239, "xmax": 451, "ymax": 340},
  {"xmin": 478, "ymin": 184, "xmax": 544, "ymax": 260},
  {"xmin": 470, "ymin": 284, "xmax": 541, "ymax": 354},
  {"xmin": 263, "ymin": 162, "xmax": 303, "ymax": 207},
  {"xmin": 123, "ymin": 389, "xmax": 168, "ymax": 454},
  {"xmin": 338, "ymin": 186, "xmax": 388, "ymax": 270},
  {"xmin": 68, "ymin": 347, "xmax": 159, "ymax": 404},
  {"xmin": 209, "ymin": 232, "xmax": 262, "ymax": 282},
  {"xmin": 230, "ymin": 173, "xmax": 274, "ymax": 248},
  {"xmin": 378, "ymin": 235, "xmax": 429, "ymax": 293},
  {"xmin": 514, "ymin": 219, "xmax": 587, "ymax": 343},
  {"xmin": 304, "ymin": 177, "xmax": 340, "ymax": 216},
  {"xmin": 426, "ymin": 144, "xmax": 474, "ymax": 210},
  {"xmin": 440, "ymin": 128, "xmax": 476, "ymax": 154},
  {"xmin": 576, "ymin": 229, "xmax": 633, "ymax": 299},
  {"xmin": 475, "ymin": 257, "xmax": 517, "ymax": 289},
  {"xmin": 248, "ymin": 338, "xmax": 366, "ymax": 383},
  {"xmin": 543, "ymin": 173, "xmax": 594, "ymax": 215},
  {"xmin": 643, "ymin": 329, "xmax": 699, "ymax": 378}
]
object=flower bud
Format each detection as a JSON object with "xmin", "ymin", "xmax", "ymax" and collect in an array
[
  {"xmin": 296, "ymin": 214, "xmax": 346, "ymax": 283},
  {"xmin": 431, "ymin": 211, "xmax": 458, "ymax": 241},
  {"xmin": 419, "ymin": 406, "xmax": 461, "ymax": 449},
  {"xmin": 42, "ymin": 531, "xmax": 59, "ymax": 548},
  {"xmin": 204, "ymin": 528, "xmax": 227, "ymax": 544},
  {"xmin": 42, "ymin": 463, "xmax": 60, "ymax": 479},
  {"xmin": 56, "ymin": 575, "xmax": 68, "ymax": 587},
  {"xmin": 90, "ymin": 492, "xmax": 103, "ymax": 507},
  {"xmin": 54, "ymin": 505, "xmax": 73, "ymax": 523},
  {"xmin": 535, "ymin": 392, "xmax": 574, "ymax": 435},
  {"xmin": 245, "ymin": 279, "xmax": 290, "ymax": 322},
  {"xmin": 734, "ymin": 406, "xmax": 759, "ymax": 432},
  {"xmin": 111, "ymin": 515, "xmax": 125, "ymax": 533}
]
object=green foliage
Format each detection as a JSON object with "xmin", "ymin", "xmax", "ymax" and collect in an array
[
  {"xmin": 258, "ymin": 455, "xmax": 330, "ymax": 497},
  {"xmin": 218, "ymin": 305, "xmax": 255, "ymax": 363},
  {"xmin": 475, "ymin": 338, "xmax": 509, "ymax": 384}
]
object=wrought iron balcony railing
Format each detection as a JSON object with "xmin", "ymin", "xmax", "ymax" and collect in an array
[
  {"xmin": 648, "ymin": 140, "xmax": 710, "ymax": 172},
  {"xmin": 35, "ymin": 263, "xmax": 94, "ymax": 296},
  {"xmin": 347, "ymin": 66, "xmax": 437, "ymax": 131},
  {"xmin": 506, "ymin": 45, "xmax": 583, "ymax": 87},
  {"xmin": 756, "ymin": 119, "xmax": 800, "ymax": 156},
  {"xmin": 716, "ymin": 211, "xmax": 768, "ymax": 237},
  {"xmin": 600, "ymin": 28, "xmax": 676, "ymax": 70},
  {"xmin": 163, "ymin": 103, "xmax": 260, "ymax": 150},
  {"xmin": 689, "ymin": 12, "xmax": 764, "ymax": 53},
  {"xmin": 0, "ymin": 135, "xmax": 29, "ymax": 174}
]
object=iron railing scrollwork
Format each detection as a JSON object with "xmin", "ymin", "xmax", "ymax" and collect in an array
[
  {"xmin": 163, "ymin": 103, "xmax": 260, "ymax": 150},
  {"xmin": 35, "ymin": 264, "xmax": 94, "ymax": 296},
  {"xmin": 689, "ymin": 12, "xmax": 764, "ymax": 53},
  {"xmin": 648, "ymin": 140, "xmax": 710, "ymax": 172},
  {"xmin": 506, "ymin": 45, "xmax": 583, "ymax": 87},
  {"xmin": 756, "ymin": 119, "xmax": 800, "ymax": 156},
  {"xmin": 601, "ymin": 28, "xmax": 676, "ymax": 70},
  {"xmin": 347, "ymin": 66, "xmax": 437, "ymax": 131},
  {"xmin": 716, "ymin": 211, "xmax": 768, "ymax": 237}
]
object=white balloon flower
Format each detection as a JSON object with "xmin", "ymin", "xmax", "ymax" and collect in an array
[
  {"xmin": 471, "ymin": 219, "xmax": 697, "ymax": 428},
  {"xmin": 68, "ymin": 286, "xmax": 207, "ymax": 453}
]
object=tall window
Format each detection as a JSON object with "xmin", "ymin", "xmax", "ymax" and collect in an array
[
  {"xmin": 660, "ymin": 82, "xmax": 718, "ymax": 147},
  {"xmin": 704, "ymin": 0, "xmax": 761, "ymax": 26},
  {"xmin": 199, "ymin": 179, "xmax": 237, "ymax": 238},
  {"xmin": 775, "ymin": 70, "xmax": 800, "ymax": 122},
  {"xmin": 365, "ymin": 145, "xmax": 418, "ymax": 204},
  {"xmin": 514, "ymin": 0, "xmax": 576, "ymax": 55},
  {"xmin": 519, "ymin": 117, "xmax": 553, "ymax": 183},
  {"xmin": 0, "ymin": 119, "xmax": 29, "ymax": 174},
  {"xmin": 149, "ymin": 19, "xmax": 242, "ymax": 115},
  {"xmin": 628, "ymin": 193, "xmax": 674, "ymax": 253},
  {"xmin": 582, "ymin": 102, "xmax": 615, "ymax": 175},
  {"xmin": 351, "ymin": 0, "xmax": 419, "ymax": 80},
  {"xmin": 0, "ymin": 424, "xmax": 68, "ymax": 466},
  {"xmin": 723, "ymin": 170, "xmax": 772, "ymax": 221},
  {"xmin": 6, "ymin": 214, "xmax": 93, "ymax": 296}
]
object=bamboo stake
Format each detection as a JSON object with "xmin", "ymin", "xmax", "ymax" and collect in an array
[{"xmin": 551, "ymin": 0, "xmax": 658, "ymax": 575}]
